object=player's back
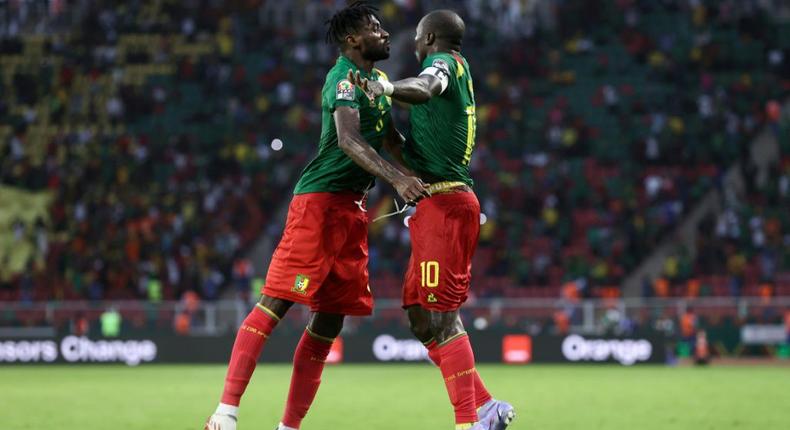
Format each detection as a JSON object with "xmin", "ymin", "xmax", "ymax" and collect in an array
[
  {"xmin": 294, "ymin": 55, "xmax": 392, "ymax": 195},
  {"xmin": 405, "ymin": 52, "xmax": 476, "ymax": 187}
]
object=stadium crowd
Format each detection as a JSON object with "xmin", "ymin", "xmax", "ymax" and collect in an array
[{"xmin": 1, "ymin": 0, "xmax": 789, "ymax": 316}]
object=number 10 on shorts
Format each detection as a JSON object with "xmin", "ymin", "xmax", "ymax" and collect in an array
[{"xmin": 420, "ymin": 261, "xmax": 439, "ymax": 287}]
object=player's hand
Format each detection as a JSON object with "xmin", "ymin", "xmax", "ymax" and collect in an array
[
  {"xmin": 392, "ymin": 175, "xmax": 431, "ymax": 205},
  {"xmin": 347, "ymin": 69, "xmax": 384, "ymax": 104}
]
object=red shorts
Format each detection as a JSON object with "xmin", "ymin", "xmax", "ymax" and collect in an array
[
  {"xmin": 263, "ymin": 192, "xmax": 373, "ymax": 316},
  {"xmin": 403, "ymin": 191, "xmax": 480, "ymax": 312}
]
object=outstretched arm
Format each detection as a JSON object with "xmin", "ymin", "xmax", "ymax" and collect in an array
[
  {"xmin": 334, "ymin": 106, "xmax": 430, "ymax": 203},
  {"xmin": 383, "ymin": 75, "xmax": 443, "ymax": 104},
  {"xmin": 349, "ymin": 68, "xmax": 447, "ymax": 105}
]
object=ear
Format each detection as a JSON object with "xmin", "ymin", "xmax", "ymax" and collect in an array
[
  {"xmin": 345, "ymin": 34, "xmax": 361, "ymax": 48},
  {"xmin": 426, "ymin": 32, "xmax": 436, "ymax": 46}
]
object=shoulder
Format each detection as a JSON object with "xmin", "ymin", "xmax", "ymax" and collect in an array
[
  {"xmin": 334, "ymin": 78, "xmax": 357, "ymax": 102},
  {"xmin": 373, "ymin": 68, "xmax": 389, "ymax": 82},
  {"xmin": 324, "ymin": 66, "xmax": 357, "ymax": 102},
  {"xmin": 422, "ymin": 53, "xmax": 455, "ymax": 75},
  {"xmin": 324, "ymin": 63, "xmax": 350, "ymax": 86}
]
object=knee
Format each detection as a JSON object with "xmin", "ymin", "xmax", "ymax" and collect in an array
[
  {"xmin": 429, "ymin": 316, "xmax": 464, "ymax": 344},
  {"xmin": 408, "ymin": 316, "xmax": 433, "ymax": 343},
  {"xmin": 308, "ymin": 313, "xmax": 344, "ymax": 339},
  {"xmin": 406, "ymin": 306, "xmax": 433, "ymax": 343},
  {"xmin": 258, "ymin": 295, "xmax": 293, "ymax": 319}
]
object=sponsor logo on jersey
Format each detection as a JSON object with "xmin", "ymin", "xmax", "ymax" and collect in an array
[
  {"xmin": 427, "ymin": 293, "xmax": 438, "ymax": 303},
  {"xmin": 292, "ymin": 274, "xmax": 310, "ymax": 294},
  {"xmin": 336, "ymin": 79, "xmax": 355, "ymax": 101}
]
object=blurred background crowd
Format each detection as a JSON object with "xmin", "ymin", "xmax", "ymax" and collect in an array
[{"xmin": 1, "ymin": 0, "xmax": 790, "ymax": 343}]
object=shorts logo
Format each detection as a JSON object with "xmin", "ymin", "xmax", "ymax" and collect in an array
[
  {"xmin": 427, "ymin": 293, "xmax": 438, "ymax": 303},
  {"xmin": 292, "ymin": 274, "xmax": 310, "ymax": 295},
  {"xmin": 336, "ymin": 79, "xmax": 355, "ymax": 101}
]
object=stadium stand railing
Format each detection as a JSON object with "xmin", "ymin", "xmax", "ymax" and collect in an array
[{"xmin": 1, "ymin": 297, "xmax": 788, "ymax": 340}]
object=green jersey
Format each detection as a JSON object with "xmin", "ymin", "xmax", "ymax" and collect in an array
[
  {"xmin": 293, "ymin": 55, "xmax": 392, "ymax": 194},
  {"xmin": 405, "ymin": 52, "xmax": 476, "ymax": 187}
]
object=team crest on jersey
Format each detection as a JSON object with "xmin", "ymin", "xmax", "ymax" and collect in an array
[
  {"xmin": 427, "ymin": 293, "xmax": 438, "ymax": 303},
  {"xmin": 292, "ymin": 274, "xmax": 310, "ymax": 294},
  {"xmin": 336, "ymin": 79, "xmax": 355, "ymax": 101}
]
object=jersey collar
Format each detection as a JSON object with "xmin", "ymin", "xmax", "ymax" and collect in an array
[{"xmin": 337, "ymin": 55, "xmax": 375, "ymax": 79}]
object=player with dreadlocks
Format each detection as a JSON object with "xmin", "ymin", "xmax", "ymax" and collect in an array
[{"xmin": 204, "ymin": 2, "xmax": 429, "ymax": 430}]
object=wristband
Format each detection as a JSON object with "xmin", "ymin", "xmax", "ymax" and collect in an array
[{"xmin": 380, "ymin": 79, "xmax": 394, "ymax": 96}]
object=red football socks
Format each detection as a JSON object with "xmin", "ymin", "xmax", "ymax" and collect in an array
[
  {"xmin": 281, "ymin": 329, "xmax": 334, "ymax": 429},
  {"xmin": 472, "ymin": 372, "xmax": 493, "ymax": 408},
  {"xmin": 220, "ymin": 305, "xmax": 279, "ymax": 406},
  {"xmin": 427, "ymin": 338, "xmax": 492, "ymax": 409},
  {"xmin": 426, "ymin": 339, "xmax": 442, "ymax": 364},
  {"xmin": 436, "ymin": 334, "xmax": 480, "ymax": 424}
]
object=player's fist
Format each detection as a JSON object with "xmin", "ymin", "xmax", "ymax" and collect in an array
[
  {"xmin": 362, "ymin": 80, "xmax": 384, "ymax": 99},
  {"xmin": 392, "ymin": 175, "xmax": 431, "ymax": 205}
]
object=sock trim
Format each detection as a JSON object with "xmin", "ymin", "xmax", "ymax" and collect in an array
[
  {"xmin": 438, "ymin": 331, "xmax": 467, "ymax": 347},
  {"xmin": 255, "ymin": 303, "xmax": 281, "ymax": 321},
  {"xmin": 305, "ymin": 327, "xmax": 335, "ymax": 344}
]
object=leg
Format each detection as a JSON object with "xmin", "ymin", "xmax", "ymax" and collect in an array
[
  {"xmin": 279, "ymin": 312, "xmax": 345, "ymax": 429},
  {"xmin": 209, "ymin": 192, "xmax": 358, "ymax": 430},
  {"xmin": 220, "ymin": 295, "xmax": 293, "ymax": 407},
  {"xmin": 307, "ymin": 311, "xmax": 345, "ymax": 338},
  {"xmin": 427, "ymin": 309, "xmax": 480, "ymax": 428},
  {"xmin": 410, "ymin": 304, "xmax": 492, "ymax": 408},
  {"xmin": 429, "ymin": 310, "xmax": 514, "ymax": 430},
  {"xmin": 207, "ymin": 295, "xmax": 294, "ymax": 429},
  {"xmin": 404, "ymin": 193, "xmax": 510, "ymax": 429},
  {"xmin": 428, "ymin": 309, "xmax": 465, "ymax": 345},
  {"xmin": 276, "ymin": 193, "xmax": 370, "ymax": 429},
  {"xmin": 259, "ymin": 294, "xmax": 295, "ymax": 319},
  {"xmin": 407, "ymin": 305, "xmax": 434, "ymax": 343},
  {"xmin": 409, "ymin": 304, "xmax": 493, "ymax": 410}
]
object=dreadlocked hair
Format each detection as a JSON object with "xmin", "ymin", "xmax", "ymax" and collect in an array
[{"xmin": 325, "ymin": 1, "xmax": 380, "ymax": 45}]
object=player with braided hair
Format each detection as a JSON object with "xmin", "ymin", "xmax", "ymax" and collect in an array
[{"xmin": 204, "ymin": 3, "xmax": 428, "ymax": 429}]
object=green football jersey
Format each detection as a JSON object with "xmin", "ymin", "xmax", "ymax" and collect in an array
[
  {"xmin": 405, "ymin": 52, "xmax": 476, "ymax": 187},
  {"xmin": 294, "ymin": 55, "xmax": 392, "ymax": 194}
]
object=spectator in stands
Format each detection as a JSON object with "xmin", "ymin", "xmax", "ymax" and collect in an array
[
  {"xmin": 693, "ymin": 329, "xmax": 711, "ymax": 365},
  {"xmin": 0, "ymin": 0, "xmax": 787, "ymax": 308},
  {"xmin": 100, "ymin": 307, "xmax": 122, "ymax": 337}
]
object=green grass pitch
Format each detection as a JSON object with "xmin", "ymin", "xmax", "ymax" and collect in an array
[{"xmin": 2, "ymin": 364, "xmax": 788, "ymax": 429}]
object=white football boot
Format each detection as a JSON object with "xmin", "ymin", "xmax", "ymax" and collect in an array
[{"xmin": 204, "ymin": 413, "xmax": 237, "ymax": 430}]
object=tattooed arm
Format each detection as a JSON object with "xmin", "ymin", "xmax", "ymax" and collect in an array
[{"xmin": 334, "ymin": 106, "xmax": 429, "ymax": 202}]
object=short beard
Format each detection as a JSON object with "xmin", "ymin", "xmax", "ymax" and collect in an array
[{"xmin": 363, "ymin": 48, "xmax": 390, "ymax": 62}]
